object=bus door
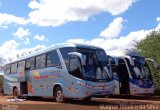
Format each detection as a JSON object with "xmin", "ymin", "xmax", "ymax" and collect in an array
[
  {"xmin": 112, "ymin": 66, "xmax": 120, "ymax": 95},
  {"xmin": 17, "ymin": 61, "xmax": 28, "ymax": 95},
  {"xmin": 109, "ymin": 57, "xmax": 120, "ymax": 95},
  {"xmin": 68, "ymin": 54, "xmax": 84, "ymax": 97},
  {"xmin": 117, "ymin": 58, "xmax": 130, "ymax": 95}
]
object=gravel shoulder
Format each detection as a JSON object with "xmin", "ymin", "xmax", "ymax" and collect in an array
[{"xmin": 0, "ymin": 94, "xmax": 160, "ymax": 110}]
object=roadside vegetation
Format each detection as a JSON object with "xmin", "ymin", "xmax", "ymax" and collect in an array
[
  {"xmin": 135, "ymin": 29, "xmax": 160, "ymax": 95},
  {"xmin": 0, "ymin": 75, "xmax": 3, "ymax": 93}
]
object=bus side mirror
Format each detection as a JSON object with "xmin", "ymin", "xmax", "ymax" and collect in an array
[
  {"xmin": 114, "ymin": 58, "xmax": 118, "ymax": 66},
  {"xmin": 145, "ymin": 58, "xmax": 159, "ymax": 69},
  {"xmin": 108, "ymin": 57, "xmax": 118, "ymax": 66},
  {"xmin": 68, "ymin": 52, "xmax": 86, "ymax": 65},
  {"xmin": 127, "ymin": 56, "xmax": 134, "ymax": 66}
]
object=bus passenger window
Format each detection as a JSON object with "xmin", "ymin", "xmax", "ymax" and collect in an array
[
  {"xmin": 36, "ymin": 54, "xmax": 46, "ymax": 69},
  {"xmin": 47, "ymin": 51, "xmax": 61, "ymax": 68},
  {"xmin": 36, "ymin": 56, "xmax": 41, "ymax": 69},
  {"xmin": 11, "ymin": 63, "xmax": 17, "ymax": 73},
  {"xmin": 18, "ymin": 61, "xmax": 25, "ymax": 68},
  {"xmin": 26, "ymin": 59, "xmax": 31, "ymax": 70},
  {"xmin": 30, "ymin": 58, "xmax": 35, "ymax": 70},
  {"xmin": 69, "ymin": 56, "xmax": 82, "ymax": 78},
  {"xmin": 5, "ymin": 64, "xmax": 11, "ymax": 74},
  {"xmin": 40, "ymin": 54, "xmax": 46, "ymax": 68}
]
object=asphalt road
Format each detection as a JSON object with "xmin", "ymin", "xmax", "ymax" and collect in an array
[{"xmin": 0, "ymin": 94, "xmax": 160, "ymax": 110}]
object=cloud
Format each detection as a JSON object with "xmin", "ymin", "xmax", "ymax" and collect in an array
[
  {"xmin": 156, "ymin": 17, "xmax": 160, "ymax": 22},
  {"xmin": 67, "ymin": 17, "xmax": 156, "ymax": 51},
  {"xmin": 13, "ymin": 27, "xmax": 31, "ymax": 38},
  {"xmin": 100, "ymin": 17, "xmax": 125, "ymax": 38},
  {"xmin": 0, "ymin": 40, "xmax": 45, "ymax": 62},
  {"xmin": 0, "ymin": 13, "xmax": 28, "ymax": 28},
  {"xmin": 13, "ymin": 27, "xmax": 31, "ymax": 44},
  {"xmin": 28, "ymin": 0, "xmax": 134, "ymax": 27},
  {"xmin": 24, "ymin": 38, "xmax": 30, "ymax": 44},
  {"xmin": 17, "ymin": 45, "xmax": 46, "ymax": 58},
  {"xmin": 0, "ymin": 40, "xmax": 19, "ymax": 59},
  {"xmin": 66, "ymin": 39, "xmax": 87, "ymax": 44},
  {"xmin": 34, "ymin": 34, "xmax": 46, "ymax": 41},
  {"xmin": 156, "ymin": 17, "xmax": 160, "ymax": 30},
  {"xmin": 67, "ymin": 30, "xmax": 151, "ymax": 51}
]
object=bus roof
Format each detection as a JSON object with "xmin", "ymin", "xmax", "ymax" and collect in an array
[{"xmin": 5, "ymin": 43, "xmax": 103, "ymax": 65}]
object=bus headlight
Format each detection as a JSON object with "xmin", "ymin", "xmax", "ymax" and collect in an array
[{"xmin": 77, "ymin": 81, "xmax": 85, "ymax": 86}]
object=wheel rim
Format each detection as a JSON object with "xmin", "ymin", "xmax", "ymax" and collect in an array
[{"xmin": 56, "ymin": 90, "xmax": 63, "ymax": 102}]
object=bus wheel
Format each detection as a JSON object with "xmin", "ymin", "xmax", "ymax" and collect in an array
[
  {"xmin": 54, "ymin": 86, "xmax": 65, "ymax": 103},
  {"xmin": 13, "ymin": 87, "xmax": 18, "ymax": 98},
  {"xmin": 83, "ymin": 97, "xmax": 92, "ymax": 101}
]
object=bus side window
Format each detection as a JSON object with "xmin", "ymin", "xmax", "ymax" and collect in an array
[
  {"xmin": 11, "ymin": 63, "xmax": 17, "ymax": 74},
  {"xmin": 47, "ymin": 50, "xmax": 61, "ymax": 68},
  {"xmin": 36, "ymin": 56, "xmax": 41, "ymax": 69},
  {"xmin": 26, "ymin": 59, "xmax": 31, "ymax": 70},
  {"xmin": 18, "ymin": 60, "xmax": 25, "ymax": 68},
  {"xmin": 40, "ymin": 54, "xmax": 46, "ymax": 68},
  {"xmin": 30, "ymin": 57, "xmax": 35, "ymax": 70},
  {"xmin": 5, "ymin": 64, "xmax": 11, "ymax": 74},
  {"xmin": 36, "ymin": 54, "xmax": 46, "ymax": 69}
]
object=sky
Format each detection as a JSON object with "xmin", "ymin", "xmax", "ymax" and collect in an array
[{"xmin": 0, "ymin": 0, "xmax": 160, "ymax": 61}]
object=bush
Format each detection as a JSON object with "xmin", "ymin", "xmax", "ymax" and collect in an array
[{"xmin": 0, "ymin": 75, "xmax": 3, "ymax": 93}]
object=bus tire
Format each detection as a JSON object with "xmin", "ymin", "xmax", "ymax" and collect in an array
[
  {"xmin": 13, "ymin": 87, "xmax": 18, "ymax": 98},
  {"xmin": 54, "ymin": 86, "xmax": 65, "ymax": 103},
  {"xmin": 83, "ymin": 97, "xmax": 92, "ymax": 101}
]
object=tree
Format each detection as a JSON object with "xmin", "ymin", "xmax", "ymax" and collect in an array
[{"xmin": 135, "ymin": 30, "xmax": 160, "ymax": 91}]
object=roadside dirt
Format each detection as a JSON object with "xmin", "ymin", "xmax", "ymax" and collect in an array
[{"xmin": 0, "ymin": 94, "xmax": 160, "ymax": 110}]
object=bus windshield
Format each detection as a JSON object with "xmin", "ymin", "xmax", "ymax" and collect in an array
[
  {"xmin": 131, "ymin": 56, "xmax": 152, "ymax": 80},
  {"xmin": 76, "ymin": 48, "xmax": 112, "ymax": 82}
]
